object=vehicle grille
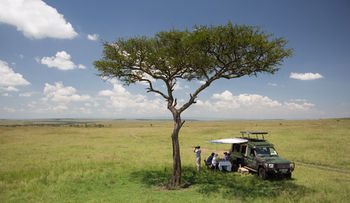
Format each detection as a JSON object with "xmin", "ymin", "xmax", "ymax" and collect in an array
[{"xmin": 275, "ymin": 164, "xmax": 290, "ymax": 169}]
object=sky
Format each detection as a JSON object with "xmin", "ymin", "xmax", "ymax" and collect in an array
[{"xmin": 0, "ymin": 0, "xmax": 349, "ymax": 120}]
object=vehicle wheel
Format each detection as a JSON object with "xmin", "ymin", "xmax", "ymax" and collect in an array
[
  {"xmin": 285, "ymin": 172, "xmax": 292, "ymax": 179},
  {"xmin": 258, "ymin": 167, "xmax": 268, "ymax": 180}
]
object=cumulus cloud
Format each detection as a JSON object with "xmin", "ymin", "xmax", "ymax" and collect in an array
[
  {"xmin": 290, "ymin": 72, "xmax": 323, "ymax": 80},
  {"xmin": 0, "ymin": 86, "xmax": 19, "ymax": 92},
  {"xmin": 0, "ymin": 60, "xmax": 30, "ymax": 91},
  {"xmin": 284, "ymin": 101, "xmax": 315, "ymax": 111},
  {"xmin": 40, "ymin": 51, "xmax": 86, "ymax": 70},
  {"xmin": 0, "ymin": 0, "xmax": 77, "ymax": 39},
  {"xmin": 98, "ymin": 79, "xmax": 167, "ymax": 115},
  {"xmin": 19, "ymin": 92, "xmax": 33, "ymax": 97},
  {"xmin": 201, "ymin": 90, "xmax": 282, "ymax": 111},
  {"xmin": 174, "ymin": 81, "xmax": 183, "ymax": 90},
  {"xmin": 43, "ymin": 82, "xmax": 90, "ymax": 103},
  {"xmin": 195, "ymin": 90, "xmax": 315, "ymax": 115},
  {"xmin": 87, "ymin": 33, "xmax": 99, "ymax": 41}
]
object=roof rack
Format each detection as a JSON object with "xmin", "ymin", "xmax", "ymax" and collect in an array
[{"xmin": 240, "ymin": 131, "xmax": 268, "ymax": 140}]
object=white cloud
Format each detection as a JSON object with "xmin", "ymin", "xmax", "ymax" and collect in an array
[
  {"xmin": 203, "ymin": 91, "xmax": 282, "ymax": 111},
  {"xmin": 0, "ymin": 60, "xmax": 30, "ymax": 91},
  {"xmin": 0, "ymin": 0, "xmax": 77, "ymax": 39},
  {"xmin": 290, "ymin": 72, "xmax": 323, "ymax": 80},
  {"xmin": 0, "ymin": 86, "xmax": 19, "ymax": 92},
  {"xmin": 77, "ymin": 64, "xmax": 86, "ymax": 69},
  {"xmin": 284, "ymin": 102, "xmax": 315, "ymax": 111},
  {"xmin": 87, "ymin": 33, "xmax": 99, "ymax": 41},
  {"xmin": 131, "ymin": 71, "xmax": 156, "ymax": 86},
  {"xmin": 174, "ymin": 81, "xmax": 183, "ymax": 90},
  {"xmin": 19, "ymin": 92, "xmax": 33, "ymax": 97},
  {"xmin": 40, "ymin": 51, "xmax": 86, "ymax": 70},
  {"xmin": 2, "ymin": 93, "xmax": 10, "ymax": 97},
  {"xmin": 43, "ymin": 82, "xmax": 91, "ymax": 103},
  {"xmin": 199, "ymin": 81, "xmax": 206, "ymax": 85},
  {"xmin": 52, "ymin": 104, "xmax": 68, "ymax": 111},
  {"xmin": 98, "ymin": 79, "xmax": 167, "ymax": 115},
  {"xmin": 98, "ymin": 90, "xmax": 115, "ymax": 96},
  {"xmin": 80, "ymin": 107, "xmax": 92, "ymax": 114},
  {"xmin": 195, "ymin": 90, "xmax": 315, "ymax": 117}
]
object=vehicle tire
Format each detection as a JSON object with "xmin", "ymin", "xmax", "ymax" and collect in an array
[
  {"xmin": 258, "ymin": 167, "xmax": 268, "ymax": 180},
  {"xmin": 285, "ymin": 172, "xmax": 292, "ymax": 179}
]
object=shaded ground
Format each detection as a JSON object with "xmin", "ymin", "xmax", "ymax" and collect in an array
[{"xmin": 130, "ymin": 166, "xmax": 311, "ymax": 201}]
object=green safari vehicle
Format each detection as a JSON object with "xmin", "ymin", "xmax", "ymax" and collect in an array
[
  {"xmin": 230, "ymin": 131, "xmax": 295, "ymax": 179},
  {"xmin": 208, "ymin": 131, "xmax": 295, "ymax": 179}
]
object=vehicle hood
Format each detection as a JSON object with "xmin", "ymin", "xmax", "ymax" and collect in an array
[{"xmin": 257, "ymin": 156, "xmax": 290, "ymax": 164}]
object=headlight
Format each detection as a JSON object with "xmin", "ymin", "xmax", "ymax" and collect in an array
[
  {"xmin": 268, "ymin": 164, "xmax": 274, "ymax": 168},
  {"xmin": 290, "ymin": 162, "xmax": 295, "ymax": 169}
]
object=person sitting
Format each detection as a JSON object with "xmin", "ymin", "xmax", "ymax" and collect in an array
[
  {"xmin": 206, "ymin": 152, "xmax": 215, "ymax": 166},
  {"xmin": 223, "ymin": 152, "xmax": 229, "ymax": 161},
  {"xmin": 211, "ymin": 154, "xmax": 219, "ymax": 169},
  {"xmin": 227, "ymin": 152, "xmax": 232, "ymax": 161}
]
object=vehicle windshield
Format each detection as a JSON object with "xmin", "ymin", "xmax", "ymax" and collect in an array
[{"xmin": 255, "ymin": 147, "xmax": 278, "ymax": 156}]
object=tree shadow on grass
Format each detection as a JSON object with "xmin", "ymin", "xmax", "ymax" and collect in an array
[{"xmin": 130, "ymin": 166, "xmax": 312, "ymax": 201}]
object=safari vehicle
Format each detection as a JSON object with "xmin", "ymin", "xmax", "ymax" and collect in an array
[
  {"xmin": 231, "ymin": 131, "xmax": 295, "ymax": 179},
  {"xmin": 208, "ymin": 131, "xmax": 295, "ymax": 179}
]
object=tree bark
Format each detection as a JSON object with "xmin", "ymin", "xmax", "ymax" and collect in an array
[{"xmin": 170, "ymin": 112, "xmax": 183, "ymax": 187}]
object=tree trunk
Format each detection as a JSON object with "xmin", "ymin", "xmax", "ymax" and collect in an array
[{"xmin": 170, "ymin": 113, "xmax": 182, "ymax": 187}]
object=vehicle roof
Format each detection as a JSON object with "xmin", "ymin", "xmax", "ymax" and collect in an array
[{"xmin": 240, "ymin": 131, "xmax": 268, "ymax": 135}]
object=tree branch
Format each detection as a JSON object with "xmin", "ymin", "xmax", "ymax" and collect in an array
[
  {"xmin": 178, "ymin": 74, "xmax": 219, "ymax": 113},
  {"xmin": 143, "ymin": 79, "xmax": 169, "ymax": 100}
]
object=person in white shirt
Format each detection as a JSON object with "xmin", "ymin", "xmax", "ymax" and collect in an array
[
  {"xmin": 194, "ymin": 146, "xmax": 201, "ymax": 171},
  {"xmin": 212, "ymin": 154, "xmax": 219, "ymax": 169}
]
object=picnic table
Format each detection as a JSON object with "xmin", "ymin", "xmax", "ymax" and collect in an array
[{"xmin": 218, "ymin": 160, "xmax": 232, "ymax": 172}]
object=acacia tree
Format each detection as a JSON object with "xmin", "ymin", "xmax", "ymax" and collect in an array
[{"xmin": 94, "ymin": 22, "xmax": 292, "ymax": 187}]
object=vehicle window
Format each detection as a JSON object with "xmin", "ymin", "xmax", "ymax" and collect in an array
[
  {"xmin": 236, "ymin": 145, "xmax": 240, "ymax": 152},
  {"xmin": 232, "ymin": 144, "xmax": 240, "ymax": 152},
  {"xmin": 240, "ymin": 145, "xmax": 247, "ymax": 155},
  {"xmin": 255, "ymin": 147, "xmax": 278, "ymax": 156},
  {"xmin": 250, "ymin": 149, "xmax": 255, "ymax": 157}
]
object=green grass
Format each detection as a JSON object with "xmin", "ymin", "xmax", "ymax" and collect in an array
[{"xmin": 0, "ymin": 119, "xmax": 350, "ymax": 202}]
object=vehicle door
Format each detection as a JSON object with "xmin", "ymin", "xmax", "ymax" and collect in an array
[
  {"xmin": 240, "ymin": 144, "xmax": 248, "ymax": 166},
  {"xmin": 246, "ymin": 147, "xmax": 258, "ymax": 170},
  {"xmin": 230, "ymin": 144, "xmax": 240, "ymax": 160}
]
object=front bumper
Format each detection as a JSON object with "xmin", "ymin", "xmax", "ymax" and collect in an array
[{"xmin": 265, "ymin": 163, "xmax": 295, "ymax": 174}]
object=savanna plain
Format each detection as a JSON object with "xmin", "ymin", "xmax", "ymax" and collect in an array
[{"xmin": 0, "ymin": 118, "xmax": 349, "ymax": 202}]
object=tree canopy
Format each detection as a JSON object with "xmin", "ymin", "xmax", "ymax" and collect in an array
[{"xmin": 95, "ymin": 23, "xmax": 291, "ymax": 113}]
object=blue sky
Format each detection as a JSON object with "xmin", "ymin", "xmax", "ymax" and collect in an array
[{"xmin": 0, "ymin": 0, "xmax": 349, "ymax": 119}]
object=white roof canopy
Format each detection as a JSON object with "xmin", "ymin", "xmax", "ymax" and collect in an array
[{"xmin": 206, "ymin": 138, "xmax": 248, "ymax": 144}]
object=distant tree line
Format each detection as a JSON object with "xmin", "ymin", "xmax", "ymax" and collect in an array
[{"xmin": 0, "ymin": 123, "xmax": 107, "ymax": 128}]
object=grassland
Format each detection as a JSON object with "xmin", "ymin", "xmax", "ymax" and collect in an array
[{"xmin": 0, "ymin": 118, "xmax": 349, "ymax": 202}]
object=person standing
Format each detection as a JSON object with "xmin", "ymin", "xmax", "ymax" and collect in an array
[{"xmin": 194, "ymin": 146, "xmax": 201, "ymax": 171}]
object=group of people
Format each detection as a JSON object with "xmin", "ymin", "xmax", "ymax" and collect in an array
[
  {"xmin": 206, "ymin": 152, "xmax": 231, "ymax": 169},
  {"xmin": 194, "ymin": 146, "xmax": 232, "ymax": 172}
]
